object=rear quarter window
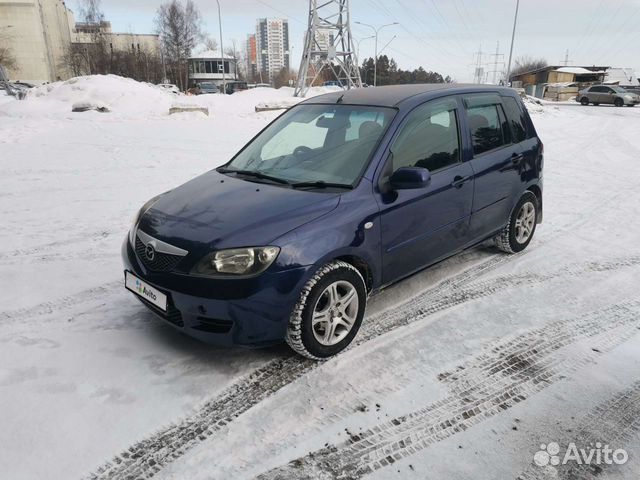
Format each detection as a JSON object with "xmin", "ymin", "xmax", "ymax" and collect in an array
[{"xmin": 501, "ymin": 96, "xmax": 528, "ymax": 143}]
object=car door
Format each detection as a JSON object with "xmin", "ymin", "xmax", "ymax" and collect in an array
[
  {"xmin": 376, "ymin": 97, "xmax": 474, "ymax": 284},
  {"xmin": 604, "ymin": 87, "xmax": 618, "ymax": 104},
  {"xmin": 588, "ymin": 86, "xmax": 602, "ymax": 103},
  {"xmin": 463, "ymin": 93, "xmax": 524, "ymax": 240}
]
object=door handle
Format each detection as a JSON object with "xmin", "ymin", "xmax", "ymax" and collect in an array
[
  {"xmin": 451, "ymin": 175, "xmax": 471, "ymax": 188},
  {"xmin": 511, "ymin": 153, "xmax": 524, "ymax": 164}
]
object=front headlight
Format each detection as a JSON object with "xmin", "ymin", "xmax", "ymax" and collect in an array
[
  {"xmin": 191, "ymin": 246, "xmax": 280, "ymax": 277},
  {"xmin": 128, "ymin": 195, "xmax": 162, "ymax": 245}
]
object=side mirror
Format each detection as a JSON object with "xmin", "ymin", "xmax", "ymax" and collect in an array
[{"xmin": 389, "ymin": 166, "xmax": 431, "ymax": 190}]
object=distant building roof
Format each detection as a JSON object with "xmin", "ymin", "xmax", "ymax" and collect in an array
[
  {"xmin": 512, "ymin": 65, "xmax": 610, "ymax": 78},
  {"xmin": 555, "ymin": 67, "xmax": 607, "ymax": 75},
  {"xmin": 189, "ymin": 49, "xmax": 234, "ymax": 60}
]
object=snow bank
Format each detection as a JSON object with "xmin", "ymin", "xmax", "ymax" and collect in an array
[
  {"xmin": 0, "ymin": 75, "xmax": 177, "ymax": 119},
  {"xmin": 523, "ymin": 95, "xmax": 546, "ymax": 115},
  {"xmin": 0, "ymin": 75, "xmax": 338, "ymax": 119}
]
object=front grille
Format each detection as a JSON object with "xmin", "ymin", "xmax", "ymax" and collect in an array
[
  {"xmin": 135, "ymin": 237, "xmax": 183, "ymax": 272},
  {"xmin": 137, "ymin": 295, "xmax": 184, "ymax": 327}
]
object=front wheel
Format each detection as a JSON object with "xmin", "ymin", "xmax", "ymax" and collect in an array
[
  {"xmin": 614, "ymin": 98, "xmax": 624, "ymax": 107},
  {"xmin": 286, "ymin": 261, "xmax": 367, "ymax": 360},
  {"xmin": 495, "ymin": 192, "xmax": 539, "ymax": 254},
  {"xmin": 580, "ymin": 97, "xmax": 589, "ymax": 106}
]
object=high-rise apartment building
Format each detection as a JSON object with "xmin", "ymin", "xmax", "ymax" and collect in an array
[
  {"xmin": 255, "ymin": 18, "xmax": 290, "ymax": 83},
  {"xmin": 246, "ymin": 33, "xmax": 257, "ymax": 82}
]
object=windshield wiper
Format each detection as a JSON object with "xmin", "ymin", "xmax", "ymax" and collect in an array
[
  {"xmin": 291, "ymin": 181, "xmax": 354, "ymax": 190},
  {"xmin": 217, "ymin": 168, "xmax": 292, "ymax": 185}
]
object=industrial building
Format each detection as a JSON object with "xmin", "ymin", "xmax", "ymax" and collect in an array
[
  {"xmin": 510, "ymin": 65, "xmax": 639, "ymax": 101},
  {"xmin": 0, "ymin": 0, "xmax": 159, "ymax": 84}
]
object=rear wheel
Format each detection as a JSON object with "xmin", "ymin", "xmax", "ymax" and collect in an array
[
  {"xmin": 286, "ymin": 261, "xmax": 366, "ymax": 360},
  {"xmin": 614, "ymin": 98, "xmax": 624, "ymax": 107},
  {"xmin": 495, "ymin": 192, "xmax": 539, "ymax": 254},
  {"xmin": 580, "ymin": 97, "xmax": 589, "ymax": 106}
]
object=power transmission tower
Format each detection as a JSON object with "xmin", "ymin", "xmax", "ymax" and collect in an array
[
  {"xmin": 295, "ymin": 0, "xmax": 362, "ymax": 97},
  {"xmin": 473, "ymin": 45, "xmax": 485, "ymax": 84},
  {"xmin": 560, "ymin": 49, "xmax": 573, "ymax": 66},
  {"xmin": 489, "ymin": 41, "xmax": 505, "ymax": 85}
]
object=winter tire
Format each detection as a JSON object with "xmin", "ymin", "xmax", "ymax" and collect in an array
[
  {"xmin": 614, "ymin": 98, "xmax": 624, "ymax": 107},
  {"xmin": 495, "ymin": 191, "xmax": 539, "ymax": 254},
  {"xmin": 286, "ymin": 260, "xmax": 367, "ymax": 360},
  {"xmin": 580, "ymin": 97, "xmax": 589, "ymax": 106}
]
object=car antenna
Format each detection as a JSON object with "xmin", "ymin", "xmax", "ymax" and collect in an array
[{"xmin": 336, "ymin": 94, "xmax": 344, "ymax": 104}]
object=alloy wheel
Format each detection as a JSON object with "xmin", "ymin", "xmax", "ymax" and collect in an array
[
  {"xmin": 312, "ymin": 280, "xmax": 359, "ymax": 346},
  {"xmin": 514, "ymin": 201, "xmax": 536, "ymax": 244}
]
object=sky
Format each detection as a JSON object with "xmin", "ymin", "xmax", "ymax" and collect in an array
[{"xmin": 68, "ymin": 0, "xmax": 640, "ymax": 82}]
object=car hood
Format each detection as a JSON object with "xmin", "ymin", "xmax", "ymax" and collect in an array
[{"xmin": 137, "ymin": 170, "xmax": 340, "ymax": 251}]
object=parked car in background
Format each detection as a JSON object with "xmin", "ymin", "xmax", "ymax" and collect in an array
[
  {"xmin": 621, "ymin": 85, "xmax": 640, "ymax": 96},
  {"xmin": 158, "ymin": 83, "xmax": 181, "ymax": 95},
  {"xmin": 323, "ymin": 80, "xmax": 345, "ymax": 88},
  {"xmin": 577, "ymin": 85, "xmax": 640, "ymax": 106},
  {"xmin": 123, "ymin": 84, "xmax": 543, "ymax": 359},
  {"xmin": 198, "ymin": 82, "xmax": 219, "ymax": 95},
  {"xmin": 224, "ymin": 81, "xmax": 248, "ymax": 95}
]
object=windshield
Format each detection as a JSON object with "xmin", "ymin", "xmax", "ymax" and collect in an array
[
  {"xmin": 221, "ymin": 104, "xmax": 395, "ymax": 186},
  {"xmin": 611, "ymin": 86, "xmax": 627, "ymax": 93}
]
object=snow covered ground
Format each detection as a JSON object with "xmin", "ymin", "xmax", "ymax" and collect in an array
[{"xmin": 1, "ymin": 76, "xmax": 639, "ymax": 480}]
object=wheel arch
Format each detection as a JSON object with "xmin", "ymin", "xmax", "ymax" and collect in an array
[
  {"xmin": 526, "ymin": 184, "xmax": 543, "ymax": 224},
  {"xmin": 335, "ymin": 254, "xmax": 374, "ymax": 293}
]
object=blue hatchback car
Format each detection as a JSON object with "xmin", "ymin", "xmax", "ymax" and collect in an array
[{"xmin": 123, "ymin": 84, "xmax": 543, "ymax": 359}]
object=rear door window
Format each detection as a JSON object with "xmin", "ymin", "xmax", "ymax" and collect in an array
[{"xmin": 464, "ymin": 94, "xmax": 508, "ymax": 155}]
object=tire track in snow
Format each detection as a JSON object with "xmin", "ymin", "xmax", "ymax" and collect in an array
[
  {"xmin": 0, "ymin": 281, "xmax": 121, "ymax": 325},
  {"xmin": 516, "ymin": 382, "xmax": 640, "ymax": 480},
  {"xmin": 256, "ymin": 303, "xmax": 640, "ymax": 480},
  {"xmin": 86, "ymin": 257, "xmax": 640, "ymax": 480}
]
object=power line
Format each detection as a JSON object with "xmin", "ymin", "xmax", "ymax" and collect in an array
[{"xmin": 254, "ymin": 0, "xmax": 306, "ymax": 25}]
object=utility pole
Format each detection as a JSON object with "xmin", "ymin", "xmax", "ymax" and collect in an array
[
  {"xmin": 215, "ymin": 0, "xmax": 226, "ymax": 94},
  {"xmin": 505, "ymin": 0, "xmax": 520, "ymax": 85},
  {"xmin": 355, "ymin": 35, "xmax": 374, "ymax": 62},
  {"xmin": 560, "ymin": 49, "xmax": 572, "ymax": 66},
  {"xmin": 295, "ymin": 0, "xmax": 363, "ymax": 97},
  {"xmin": 355, "ymin": 21, "xmax": 399, "ymax": 87},
  {"xmin": 506, "ymin": 0, "xmax": 520, "ymax": 85}
]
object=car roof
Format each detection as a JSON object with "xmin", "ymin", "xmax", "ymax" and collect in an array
[{"xmin": 299, "ymin": 84, "xmax": 517, "ymax": 108}]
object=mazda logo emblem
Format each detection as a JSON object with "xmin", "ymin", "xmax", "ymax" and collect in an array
[{"xmin": 145, "ymin": 244, "xmax": 156, "ymax": 261}]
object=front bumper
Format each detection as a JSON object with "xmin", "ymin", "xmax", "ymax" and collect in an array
[{"xmin": 122, "ymin": 237, "xmax": 311, "ymax": 347}]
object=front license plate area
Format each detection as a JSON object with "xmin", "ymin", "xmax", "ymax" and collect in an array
[{"xmin": 125, "ymin": 271, "xmax": 168, "ymax": 311}]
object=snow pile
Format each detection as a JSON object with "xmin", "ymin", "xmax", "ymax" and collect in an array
[
  {"xmin": 523, "ymin": 95, "xmax": 546, "ymax": 115},
  {"xmin": 0, "ymin": 75, "xmax": 178, "ymax": 119},
  {"xmin": 0, "ymin": 75, "xmax": 339, "ymax": 119},
  {"xmin": 191, "ymin": 86, "xmax": 338, "ymax": 116}
]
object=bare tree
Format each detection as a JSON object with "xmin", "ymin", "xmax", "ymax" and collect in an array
[
  {"xmin": 511, "ymin": 56, "xmax": 548, "ymax": 77},
  {"xmin": 70, "ymin": 0, "xmax": 110, "ymax": 75},
  {"xmin": 204, "ymin": 36, "xmax": 218, "ymax": 52},
  {"xmin": 0, "ymin": 30, "xmax": 17, "ymax": 70},
  {"xmin": 224, "ymin": 40, "xmax": 242, "ymax": 80},
  {"xmin": 79, "ymin": 0, "xmax": 105, "ymax": 24},
  {"xmin": 155, "ymin": 0, "xmax": 203, "ymax": 90}
]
